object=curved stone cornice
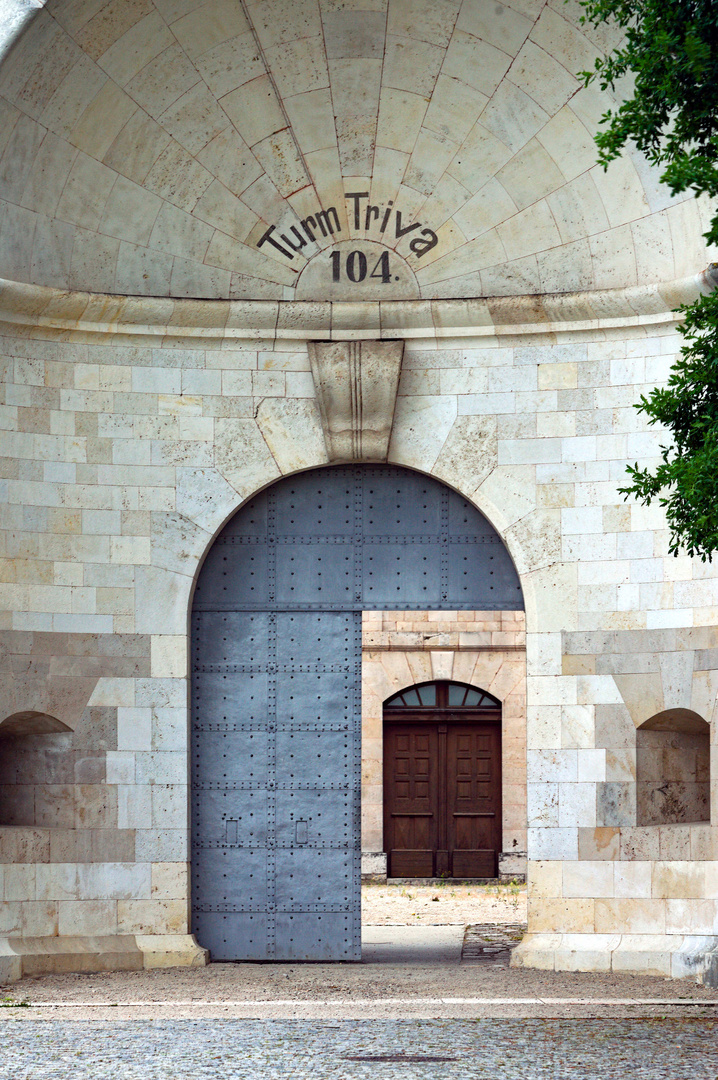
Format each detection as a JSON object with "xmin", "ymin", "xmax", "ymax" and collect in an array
[{"xmin": 0, "ymin": 271, "xmax": 714, "ymax": 345}]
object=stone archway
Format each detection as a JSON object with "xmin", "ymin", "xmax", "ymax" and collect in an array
[{"xmin": 190, "ymin": 463, "xmax": 523, "ymax": 961}]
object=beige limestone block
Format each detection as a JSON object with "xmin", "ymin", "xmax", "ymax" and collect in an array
[
  {"xmin": 615, "ymin": 861, "xmax": 652, "ymax": 899},
  {"xmin": 705, "ymin": 862, "xmax": 718, "ymax": 898},
  {"xmin": 474, "ymin": 465, "xmax": 536, "ymax": 533},
  {"xmin": 690, "ymin": 668, "xmax": 718, "ymax": 723},
  {"xmin": 509, "ymin": 40, "xmax": 578, "ymax": 116},
  {"xmin": 531, "ymin": 5, "xmax": 599, "ymax": 74},
  {"xmin": 429, "ymin": 651, "xmax": 454, "ymax": 681},
  {"xmin": 563, "ymin": 861, "xmax": 614, "ymax": 899},
  {"xmin": 422, "ymin": 74, "xmax": 488, "ymax": 148},
  {"xmin": 404, "ymin": 652, "xmax": 434, "ymax": 687},
  {"xmin": 214, "ymin": 418, "xmax": 280, "ymax": 499},
  {"xmin": 610, "ymin": 935, "xmax": 673, "ymax": 977},
  {"xmin": 497, "ymin": 140, "xmax": 566, "ymax": 214},
  {"xmin": 499, "ymin": 200, "xmax": 562, "ymax": 262},
  {"xmin": 561, "ymin": 704, "xmax": 594, "ymax": 749},
  {"xmin": 308, "ymin": 341, "xmax": 402, "ymax": 462},
  {"xmin": 171, "ymin": 0, "xmax": 249, "ymax": 59},
  {"xmin": 594, "ymin": 898, "xmax": 666, "ymax": 934},
  {"xmin": 528, "ymin": 897, "xmax": 594, "ymax": 933},
  {"xmin": 538, "ymin": 362, "xmax": 577, "ymax": 391},
  {"xmin": 453, "ymin": 178, "xmax": 517, "ymax": 243},
  {"xmin": 526, "ymin": 859, "xmax": 561, "ymax": 902},
  {"xmin": 554, "ymin": 933, "xmax": 621, "ymax": 973},
  {"xmin": 150, "ymin": 635, "xmax": 187, "ymax": 679},
  {"xmin": 118, "ymin": 898, "xmax": 187, "ymax": 934},
  {"xmin": 135, "ymin": 565, "xmax": 192, "ymax": 636},
  {"xmin": 256, "ymin": 397, "xmax": 326, "ymax": 474},
  {"xmin": 387, "ymin": 0, "xmax": 460, "ymax": 48},
  {"xmin": 382, "ymin": 34, "xmax": 445, "ymax": 98},
  {"xmin": 546, "ymin": 172, "xmax": 610, "ymax": 248},
  {"xmin": 442, "ymin": 29, "xmax": 511, "ymax": 98},
  {"xmin": 175, "ymin": 466, "xmax": 240, "ymax": 534},
  {"xmin": 150, "ymin": 512, "xmax": 211, "ymax": 578},
  {"xmin": 98, "ymin": 12, "xmax": 174, "ymax": 87},
  {"xmin": 373, "ymin": 651, "xmax": 415, "ymax": 696},
  {"xmin": 652, "ymin": 861, "xmax": 706, "ymax": 900},
  {"xmin": 578, "ymin": 826, "xmax": 619, "ymax": 861},
  {"xmin": 388, "ymin": 395, "xmax": 457, "ymax": 473},
  {"xmin": 431, "ymin": 415, "xmax": 497, "ymax": 496},
  {"xmin": 665, "ymin": 898, "xmax": 718, "ymax": 934},
  {"xmin": 137, "ymin": 933, "xmax": 207, "ymax": 969},
  {"xmin": 506, "ymin": 510, "xmax": 561, "ymax": 575},
  {"xmin": 510, "ymin": 933, "xmax": 561, "ymax": 970},
  {"xmin": 58, "ymin": 899, "xmax": 118, "ymax": 936},
  {"xmin": 613, "ymin": 672, "xmax": 664, "ymax": 727},
  {"xmin": 376, "ymin": 86, "xmax": 427, "ymax": 156}
]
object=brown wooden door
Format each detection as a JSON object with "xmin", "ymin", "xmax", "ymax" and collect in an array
[
  {"xmin": 383, "ymin": 724, "xmax": 439, "ymax": 877},
  {"xmin": 447, "ymin": 723, "xmax": 501, "ymax": 878},
  {"xmin": 384, "ymin": 715, "xmax": 501, "ymax": 878}
]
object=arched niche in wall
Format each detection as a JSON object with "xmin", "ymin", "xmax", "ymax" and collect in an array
[
  {"xmin": 636, "ymin": 709, "xmax": 710, "ymax": 826},
  {"xmin": 0, "ymin": 712, "xmax": 73, "ymax": 827}
]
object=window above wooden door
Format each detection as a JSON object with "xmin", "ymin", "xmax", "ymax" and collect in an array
[{"xmin": 385, "ymin": 681, "xmax": 501, "ymax": 711}]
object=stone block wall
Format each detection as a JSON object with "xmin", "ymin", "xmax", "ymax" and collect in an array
[{"xmin": 0, "ymin": 288, "xmax": 716, "ymax": 980}]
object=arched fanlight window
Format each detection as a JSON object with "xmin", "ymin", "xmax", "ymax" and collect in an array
[{"xmin": 384, "ymin": 681, "xmax": 500, "ymax": 709}]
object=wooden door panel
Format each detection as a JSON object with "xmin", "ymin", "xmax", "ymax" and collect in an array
[
  {"xmin": 447, "ymin": 721, "xmax": 501, "ymax": 877},
  {"xmin": 452, "ymin": 850, "xmax": 495, "ymax": 877},
  {"xmin": 384, "ymin": 723, "xmax": 438, "ymax": 877},
  {"xmin": 389, "ymin": 849, "xmax": 434, "ymax": 877}
]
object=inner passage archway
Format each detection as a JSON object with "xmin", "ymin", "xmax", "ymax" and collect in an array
[{"xmin": 191, "ymin": 465, "xmax": 523, "ymax": 961}]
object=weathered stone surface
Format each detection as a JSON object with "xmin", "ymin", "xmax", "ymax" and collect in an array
[{"xmin": 309, "ymin": 340, "xmax": 403, "ymax": 462}]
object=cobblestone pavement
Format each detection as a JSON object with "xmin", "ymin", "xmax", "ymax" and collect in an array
[
  {"xmin": 461, "ymin": 923, "xmax": 526, "ymax": 965},
  {"xmin": 1, "ymin": 1018, "xmax": 717, "ymax": 1079}
]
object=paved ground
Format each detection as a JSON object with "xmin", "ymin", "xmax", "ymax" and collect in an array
[
  {"xmin": 5, "ymin": 923, "xmax": 718, "ymax": 1019},
  {"xmin": 1, "ymin": 1018, "xmax": 717, "ymax": 1078},
  {"xmin": 2, "ymin": 886, "xmax": 717, "ymax": 1075}
]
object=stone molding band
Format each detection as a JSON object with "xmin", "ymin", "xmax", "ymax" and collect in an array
[{"xmin": 0, "ymin": 271, "xmax": 715, "ymax": 344}]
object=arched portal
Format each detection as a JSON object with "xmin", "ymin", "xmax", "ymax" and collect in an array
[
  {"xmin": 191, "ymin": 464, "xmax": 523, "ymax": 961},
  {"xmin": 383, "ymin": 680, "xmax": 502, "ymax": 879}
]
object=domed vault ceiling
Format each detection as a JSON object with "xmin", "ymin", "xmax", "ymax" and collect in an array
[{"xmin": 0, "ymin": 0, "xmax": 709, "ymax": 301}]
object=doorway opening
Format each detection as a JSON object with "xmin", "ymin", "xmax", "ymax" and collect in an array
[
  {"xmin": 383, "ymin": 680, "xmax": 501, "ymax": 879},
  {"xmin": 191, "ymin": 464, "xmax": 523, "ymax": 961}
]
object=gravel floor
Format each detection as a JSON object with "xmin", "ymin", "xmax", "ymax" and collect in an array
[
  {"xmin": 1, "ymin": 1018, "xmax": 717, "ymax": 1078},
  {"xmin": 361, "ymin": 882, "xmax": 526, "ymax": 925}
]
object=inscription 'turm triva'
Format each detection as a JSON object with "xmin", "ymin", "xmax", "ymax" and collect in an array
[{"xmin": 256, "ymin": 191, "xmax": 439, "ymax": 262}]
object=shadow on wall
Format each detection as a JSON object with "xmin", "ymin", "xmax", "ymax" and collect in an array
[
  {"xmin": 0, "ymin": 712, "xmax": 80, "ymax": 827},
  {"xmin": 636, "ymin": 709, "xmax": 710, "ymax": 826}
]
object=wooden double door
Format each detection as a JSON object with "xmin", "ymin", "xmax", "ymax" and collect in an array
[{"xmin": 383, "ymin": 715, "xmax": 501, "ymax": 878}]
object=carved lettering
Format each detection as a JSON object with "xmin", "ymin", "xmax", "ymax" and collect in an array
[
  {"xmin": 315, "ymin": 206, "xmax": 341, "ymax": 236},
  {"xmin": 409, "ymin": 229, "xmax": 439, "ymax": 258},
  {"xmin": 254, "ymin": 191, "xmax": 438, "ymax": 269},
  {"xmin": 257, "ymin": 224, "xmax": 295, "ymax": 260}
]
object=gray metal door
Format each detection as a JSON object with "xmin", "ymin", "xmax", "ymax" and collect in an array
[{"xmin": 191, "ymin": 465, "xmax": 522, "ymax": 961}]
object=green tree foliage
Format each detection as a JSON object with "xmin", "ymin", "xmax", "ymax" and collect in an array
[{"xmin": 579, "ymin": 0, "xmax": 718, "ymax": 559}]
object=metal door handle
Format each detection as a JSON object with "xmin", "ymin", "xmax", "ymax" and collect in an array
[
  {"xmin": 453, "ymin": 812, "xmax": 495, "ymax": 817},
  {"xmin": 295, "ymin": 819, "xmax": 308, "ymax": 844}
]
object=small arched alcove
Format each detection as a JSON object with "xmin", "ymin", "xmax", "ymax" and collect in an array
[
  {"xmin": 383, "ymin": 680, "xmax": 502, "ymax": 879},
  {"xmin": 0, "ymin": 712, "xmax": 73, "ymax": 827},
  {"xmin": 636, "ymin": 709, "xmax": 710, "ymax": 826}
]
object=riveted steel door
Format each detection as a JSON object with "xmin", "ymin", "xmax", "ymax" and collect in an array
[
  {"xmin": 191, "ymin": 465, "xmax": 522, "ymax": 961},
  {"xmin": 192, "ymin": 608, "xmax": 360, "ymax": 961}
]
